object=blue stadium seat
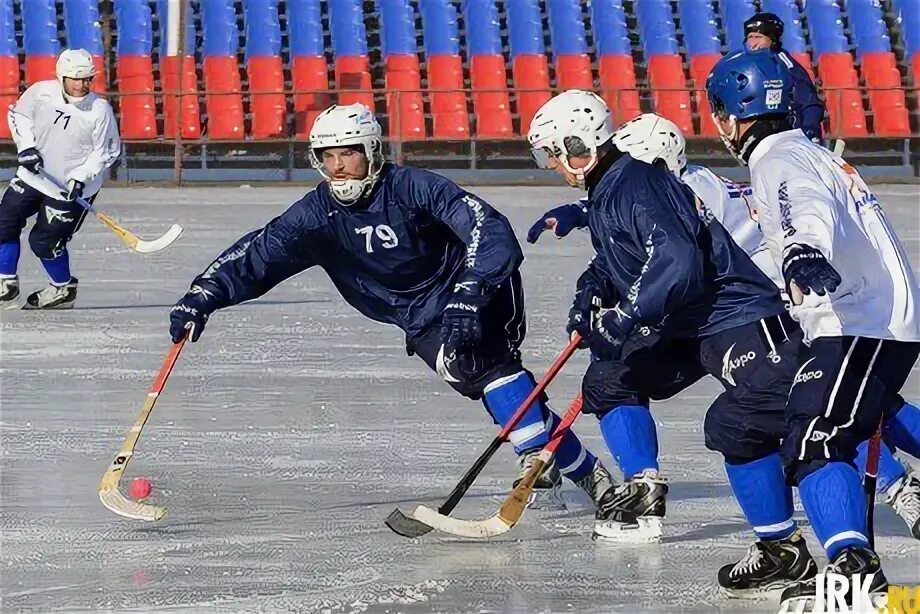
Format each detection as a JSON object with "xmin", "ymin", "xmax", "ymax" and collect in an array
[
  {"xmin": 761, "ymin": 0, "xmax": 807, "ymax": 53},
  {"xmin": 720, "ymin": 0, "xmax": 756, "ymax": 50},
  {"xmin": 591, "ymin": 0, "xmax": 640, "ymax": 125}
]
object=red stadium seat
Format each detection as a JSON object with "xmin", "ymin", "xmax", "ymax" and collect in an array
[
  {"xmin": 792, "ymin": 53, "xmax": 816, "ymax": 82},
  {"xmin": 860, "ymin": 52, "xmax": 909, "ymax": 136},
  {"xmin": 555, "ymin": 54, "xmax": 594, "ymax": 92},
  {"xmin": 248, "ymin": 56, "xmax": 286, "ymax": 139},
  {"xmin": 599, "ymin": 55, "xmax": 641, "ymax": 126},
  {"xmin": 335, "ymin": 56, "xmax": 375, "ymax": 110},
  {"xmin": 512, "ymin": 54, "xmax": 551, "ymax": 135},
  {"xmin": 161, "ymin": 55, "xmax": 201, "ymax": 139},
  {"xmin": 646, "ymin": 55, "xmax": 693, "ymax": 135},
  {"xmin": 385, "ymin": 54, "xmax": 426, "ymax": 140},
  {"xmin": 428, "ymin": 54, "xmax": 469, "ymax": 139},
  {"xmin": 0, "ymin": 56, "xmax": 19, "ymax": 139},
  {"xmin": 291, "ymin": 56, "xmax": 331, "ymax": 137},
  {"xmin": 116, "ymin": 56, "xmax": 157, "ymax": 139},
  {"xmin": 817, "ymin": 52, "xmax": 868, "ymax": 137},
  {"xmin": 469, "ymin": 54, "xmax": 513, "ymax": 138},
  {"xmin": 91, "ymin": 55, "xmax": 107, "ymax": 94},
  {"xmin": 202, "ymin": 56, "xmax": 245, "ymax": 140},
  {"xmin": 24, "ymin": 56, "xmax": 56, "ymax": 85},
  {"xmin": 690, "ymin": 54, "xmax": 721, "ymax": 136}
]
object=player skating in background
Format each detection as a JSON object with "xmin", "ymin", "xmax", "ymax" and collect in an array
[
  {"xmin": 528, "ymin": 113, "xmax": 920, "ymax": 549},
  {"xmin": 708, "ymin": 48, "xmax": 920, "ymax": 607},
  {"xmin": 168, "ymin": 102, "xmax": 618, "ymax": 513},
  {"xmin": 526, "ymin": 91, "xmax": 808, "ymax": 548},
  {"xmin": 0, "ymin": 48, "xmax": 121, "ymax": 309}
]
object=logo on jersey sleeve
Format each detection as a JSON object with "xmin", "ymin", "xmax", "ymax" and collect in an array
[{"xmin": 777, "ymin": 181, "xmax": 796, "ymax": 238}]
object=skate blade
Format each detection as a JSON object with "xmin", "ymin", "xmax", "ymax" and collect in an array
[
  {"xmin": 593, "ymin": 516, "xmax": 662, "ymax": 543},
  {"xmin": 777, "ymin": 592, "xmax": 887, "ymax": 614},
  {"xmin": 526, "ymin": 486, "xmax": 565, "ymax": 511},
  {"xmin": 1, "ymin": 300, "xmax": 19, "ymax": 310},
  {"xmin": 21, "ymin": 301, "xmax": 75, "ymax": 310},
  {"xmin": 717, "ymin": 582, "xmax": 790, "ymax": 601}
]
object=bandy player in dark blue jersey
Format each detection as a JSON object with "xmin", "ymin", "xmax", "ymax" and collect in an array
[{"xmin": 168, "ymin": 103, "xmax": 618, "ymax": 512}]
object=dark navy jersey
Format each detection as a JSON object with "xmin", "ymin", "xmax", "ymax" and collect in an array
[
  {"xmin": 585, "ymin": 150, "xmax": 785, "ymax": 339},
  {"xmin": 189, "ymin": 163, "xmax": 523, "ymax": 338},
  {"xmin": 778, "ymin": 50, "xmax": 825, "ymax": 141}
]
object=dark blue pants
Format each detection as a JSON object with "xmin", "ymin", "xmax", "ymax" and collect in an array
[
  {"xmin": 407, "ymin": 269, "xmax": 529, "ymax": 400},
  {"xmin": 0, "ymin": 177, "xmax": 89, "ymax": 260},
  {"xmin": 782, "ymin": 336, "xmax": 920, "ymax": 484}
]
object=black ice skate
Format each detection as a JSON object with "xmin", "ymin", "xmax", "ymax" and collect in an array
[
  {"xmin": 719, "ymin": 529, "xmax": 817, "ymax": 598},
  {"xmin": 23, "ymin": 278, "xmax": 78, "ymax": 310},
  {"xmin": 593, "ymin": 468, "xmax": 667, "ymax": 543},
  {"xmin": 515, "ymin": 448, "xmax": 561, "ymax": 507},
  {"xmin": 574, "ymin": 458, "xmax": 617, "ymax": 509},
  {"xmin": 0, "ymin": 276, "xmax": 19, "ymax": 307},
  {"xmin": 779, "ymin": 545, "xmax": 887, "ymax": 614},
  {"xmin": 885, "ymin": 471, "xmax": 920, "ymax": 539}
]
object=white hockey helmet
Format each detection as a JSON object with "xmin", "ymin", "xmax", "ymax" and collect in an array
[
  {"xmin": 527, "ymin": 89, "xmax": 614, "ymax": 190},
  {"xmin": 56, "ymin": 48, "xmax": 96, "ymax": 102},
  {"xmin": 308, "ymin": 103, "xmax": 385, "ymax": 205},
  {"xmin": 613, "ymin": 113, "xmax": 687, "ymax": 177}
]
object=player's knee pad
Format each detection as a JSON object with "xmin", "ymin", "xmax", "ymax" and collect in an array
[
  {"xmin": 28, "ymin": 227, "xmax": 68, "ymax": 260},
  {"xmin": 581, "ymin": 360, "xmax": 644, "ymax": 416},
  {"xmin": 483, "ymin": 370, "xmax": 549, "ymax": 454}
]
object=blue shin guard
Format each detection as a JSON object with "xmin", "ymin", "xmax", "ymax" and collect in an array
[
  {"xmin": 855, "ymin": 439, "xmax": 906, "ymax": 494},
  {"xmin": 725, "ymin": 454, "xmax": 796, "ymax": 540},
  {"xmin": 546, "ymin": 411, "xmax": 595, "ymax": 481},
  {"xmin": 41, "ymin": 251, "xmax": 71, "ymax": 285},
  {"xmin": 799, "ymin": 462, "xmax": 869, "ymax": 559},
  {"xmin": 599, "ymin": 405, "xmax": 659, "ymax": 478},
  {"xmin": 483, "ymin": 371, "xmax": 550, "ymax": 453},
  {"xmin": 885, "ymin": 401, "xmax": 920, "ymax": 459},
  {"xmin": 0, "ymin": 241, "xmax": 20, "ymax": 276}
]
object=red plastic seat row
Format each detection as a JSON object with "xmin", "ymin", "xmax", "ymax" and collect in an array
[
  {"xmin": 646, "ymin": 55, "xmax": 693, "ymax": 136},
  {"xmin": 0, "ymin": 55, "xmax": 18, "ymax": 139},
  {"xmin": 470, "ymin": 54, "xmax": 513, "ymax": 138},
  {"xmin": 860, "ymin": 51, "xmax": 910, "ymax": 136},
  {"xmin": 689, "ymin": 53, "xmax": 721, "ymax": 136},
  {"xmin": 599, "ymin": 55, "xmax": 641, "ymax": 127},
  {"xmin": 817, "ymin": 52, "xmax": 868, "ymax": 137},
  {"xmin": 428, "ymin": 54, "xmax": 470, "ymax": 139}
]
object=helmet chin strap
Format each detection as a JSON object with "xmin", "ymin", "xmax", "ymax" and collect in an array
[{"xmin": 560, "ymin": 152, "xmax": 597, "ymax": 190}]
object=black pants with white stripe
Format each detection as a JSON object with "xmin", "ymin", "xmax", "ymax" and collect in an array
[
  {"xmin": 0, "ymin": 177, "xmax": 91, "ymax": 259},
  {"xmin": 407, "ymin": 269, "xmax": 528, "ymax": 400},
  {"xmin": 782, "ymin": 336, "xmax": 920, "ymax": 485}
]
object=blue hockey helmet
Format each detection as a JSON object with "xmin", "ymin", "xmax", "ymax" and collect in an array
[{"xmin": 706, "ymin": 49, "xmax": 792, "ymax": 122}]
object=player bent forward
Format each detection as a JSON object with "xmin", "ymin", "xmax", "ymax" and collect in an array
[{"xmin": 168, "ymin": 103, "xmax": 618, "ymax": 514}]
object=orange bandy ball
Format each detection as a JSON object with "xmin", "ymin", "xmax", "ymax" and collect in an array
[{"xmin": 129, "ymin": 477, "xmax": 153, "ymax": 500}]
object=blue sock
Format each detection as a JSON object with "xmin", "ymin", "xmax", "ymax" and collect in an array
[
  {"xmin": 41, "ymin": 251, "xmax": 71, "ymax": 285},
  {"xmin": 0, "ymin": 241, "xmax": 20, "ymax": 276},
  {"xmin": 483, "ymin": 371, "xmax": 549, "ymax": 454},
  {"xmin": 799, "ymin": 462, "xmax": 869, "ymax": 559},
  {"xmin": 599, "ymin": 405, "xmax": 658, "ymax": 478},
  {"xmin": 855, "ymin": 439, "xmax": 906, "ymax": 494},
  {"xmin": 724, "ymin": 454, "xmax": 796, "ymax": 540},
  {"xmin": 884, "ymin": 401, "xmax": 920, "ymax": 458},
  {"xmin": 546, "ymin": 411, "xmax": 596, "ymax": 481}
]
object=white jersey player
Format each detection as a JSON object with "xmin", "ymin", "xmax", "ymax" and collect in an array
[
  {"xmin": 708, "ymin": 48, "xmax": 920, "ymax": 607},
  {"xmin": 0, "ymin": 48, "xmax": 121, "ymax": 309}
]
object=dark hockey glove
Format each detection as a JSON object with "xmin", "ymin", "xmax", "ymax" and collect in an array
[
  {"xmin": 17, "ymin": 147, "xmax": 43, "ymax": 173},
  {"xmin": 169, "ymin": 285, "xmax": 217, "ymax": 343},
  {"xmin": 527, "ymin": 202, "xmax": 589, "ymax": 244},
  {"xmin": 64, "ymin": 179, "xmax": 85, "ymax": 202},
  {"xmin": 782, "ymin": 243, "xmax": 841, "ymax": 304},
  {"xmin": 588, "ymin": 301, "xmax": 638, "ymax": 361},
  {"xmin": 440, "ymin": 279, "xmax": 491, "ymax": 353},
  {"xmin": 566, "ymin": 267, "xmax": 606, "ymax": 347}
]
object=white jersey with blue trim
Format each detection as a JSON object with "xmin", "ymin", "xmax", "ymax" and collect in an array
[
  {"xmin": 748, "ymin": 129, "xmax": 920, "ymax": 342},
  {"xmin": 681, "ymin": 165, "xmax": 783, "ymax": 289}
]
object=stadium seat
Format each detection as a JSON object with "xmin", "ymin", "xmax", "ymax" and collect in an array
[
  {"xmin": 507, "ymin": 0, "xmax": 551, "ymax": 134},
  {"xmin": 792, "ymin": 53, "xmax": 817, "ymax": 81},
  {"xmin": 330, "ymin": 0, "xmax": 374, "ymax": 110},
  {"xmin": 379, "ymin": 0, "xmax": 425, "ymax": 140},
  {"xmin": 720, "ymin": 0, "xmax": 757, "ymax": 51},
  {"xmin": 547, "ymin": 0, "xmax": 594, "ymax": 91},
  {"xmin": 635, "ymin": 0, "xmax": 693, "ymax": 133},
  {"xmin": 114, "ymin": 0, "xmax": 156, "ymax": 138},
  {"xmin": 155, "ymin": 0, "xmax": 200, "ymax": 139},
  {"xmin": 64, "ymin": 0, "xmax": 107, "ymax": 92},
  {"xmin": 817, "ymin": 53, "xmax": 868, "ymax": 137},
  {"xmin": 762, "ymin": 0, "xmax": 808, "ymax": 54},
  {"xmin": 22, "ymin": 0, "xmax": 59, "ymax": 84},
  {"xmin": 591, "ymin": 1, "xmax": 640, "ymax": 126},
  {"xmin": 464, "ymin": 0, "xmax": 512, "ymax": 138},
  {"xmin": 245, "ymin": 0, "xmax": 286, "ymax": 139},
  {"xmin": 201, "ymin": 0, "xmax": 244, "ymax": 139},
  {"xmin": 861, "ymin": 52, "xmax": 910, "ymax": 136},
  {"xmin": 288, "ymin": 0, "xmax": 330, "ymax": 136},
  {"xmin": 689, "ymin": 54, "xmax": 722, "ymax": 135},
  {"xmin": 0, "ymin": 2, "xmax": 17, "ymax": 138},
  {"xmin": 420, "ymin": 1, "xmax": 469, "ymax": 139}
]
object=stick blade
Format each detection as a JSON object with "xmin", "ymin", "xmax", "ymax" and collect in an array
[
  {"xmin": 384, "ymin": 508, "xmax": 434, "ymax": 538},
  {"xmin": 411, "ymin": 505, "xmax": 512, "ymax": 538},
  {"xmin": 99, "ymin": 488, "xmax": 167, "ymax": 522},
  {"xmin": 133, "ymin": 224, "xmax": 184, "ymax": 254}
]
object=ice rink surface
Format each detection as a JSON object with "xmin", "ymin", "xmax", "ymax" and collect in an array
[{"xmin": 1, "ymin": 184, "xmax": 918, "ymax": 613}]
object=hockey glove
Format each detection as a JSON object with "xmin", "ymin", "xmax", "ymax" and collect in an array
[
  {"xmin": 17, "ymin": 148, "xmax": 43, "ymax": 174},
  {"xmin": 782, "ymin": 243, "xmax": 841, "ymax": 302},
  {"xmin": 566, "ymin": 267, "xmax": 607, "ymax": 347},
  {"xmin": 440, "ymin": 279, "xmax": 491, "ymax": 354},
  {"xmin": 588, "ymin": 302, "xmax": 638, "ymax": 362},
  {"xmin": 63, "ymin": 180, "xmax": 85, "ymax": 202},
  {"xmin": 527, "ymin": 202, "xmax": 589, "ymax": 243},
  {"xmin": 169, "ymin": 285, "xmax": 217, "ymax": 343}
]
